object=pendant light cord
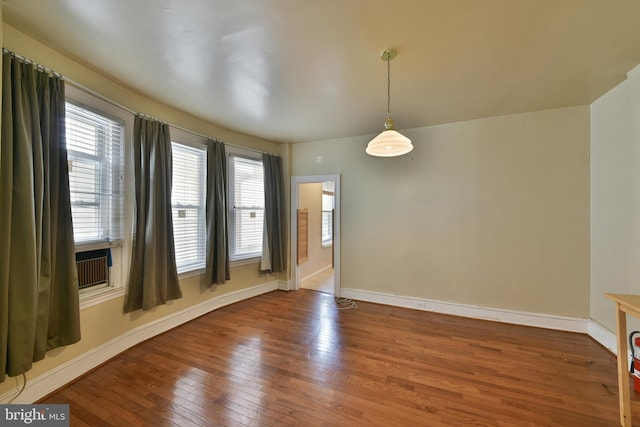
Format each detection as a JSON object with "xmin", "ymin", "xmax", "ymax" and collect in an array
[
  {"xmin": 366, "ymin": 47, "xmax": 413, "ymax": 156},
  {"xmin": 386, "ymin": 54, "xmax": 391, "ymax": 120}
]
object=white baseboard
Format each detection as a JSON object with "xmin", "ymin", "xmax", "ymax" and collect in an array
[
  {"xmin": 278, "ymin": 280, "xmax": 291, "ymax": 291},
  {"xmin": 3, "ymin": 283, "xmax": 621, "ymax": 404},
  {"xmin": 588, "ymin": 319, "xmax": 621, "ymax": 355},
  {"xmin": 300, "ymin": 265, "xmax": 332, "ymax": 283},
  {"xmin": 340, "ymin": 288, "xmax": 589, "ymax": 333},
  {"xmin": 1, "ymin": 281, "xmax": 280, "ymax": 404}
]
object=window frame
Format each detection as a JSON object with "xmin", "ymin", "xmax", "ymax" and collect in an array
[
  {"xmin": 65, "ymin": 85, "xmax": 133, "ymax": 307},
  {"xmin": 66, "ymin": 100, "xmax": 124, "ymax": 247},
  {"xmin": 227, "ymin": 148, "xmax": 265, "ymax": 263},
  {"xmin": 321, "ymin": 188, "xmax": 334, "ymax": 247},
  {"xmin": 170, "ymin": 132, "xmax": 208, "ymax": 275}
]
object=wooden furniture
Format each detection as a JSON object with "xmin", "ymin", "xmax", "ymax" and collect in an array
[
  {"xmin": 606, "ymin": 293, "xmax": 640, "ymax": 426},
  {"xmin": 297, "ymin": 208, "xmax": 308, "ymax": 264}
]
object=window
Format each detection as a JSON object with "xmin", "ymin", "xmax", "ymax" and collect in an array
[
  {"xmin": 66, "ymin": 100, "xmax": 126, "ymax": 296},
  {"xmin": 66, "ymin": 102, "xmax": 124, "ymax": 245},
  {"xmin": 228, "ymin": 153, "xmax": 264, "ymax": 261},
  {"xmin": 322, "ymin": 184, "xmax": 334, "ymax": 246},
  {"xmin": 172, "ymin": 142, "xmax": 206, "ymax": 273}
]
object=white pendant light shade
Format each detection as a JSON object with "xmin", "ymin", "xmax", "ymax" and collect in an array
[
  {"xmin": 366, "ymin": 129, "xmax": 413, "ymax": 157},
  {"xmin": 367, "ymin": 48, "xmax": 413, "ymax": 157}
]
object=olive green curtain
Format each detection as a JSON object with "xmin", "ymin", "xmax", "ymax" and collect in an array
[
  {"xmin": 124, "ymin": 116, "xmax": 182, "ymax": 312},
  {"xmin": 260, "ymin": 153, "xmax": 286, "ymax": 273},
  {"xmin": 0, "ymin": 52, "xmax": 81, "ymax": 382},
  {"xmin": 204, "ymin": 139, "xmax": 230, "ymax": 286}
]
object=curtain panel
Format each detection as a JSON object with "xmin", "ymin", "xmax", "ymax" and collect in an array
[
  {"xmin": 261, "ymin": 153, "xmax": 286, "ymax": 273},
  {"xmin": 124, "ymin": 116, "xmax": 182, "ymax": 312},
  {"xmin": 204, "ymin": 139, "xmax": 230, "ymax": 286},
  {"xmin": 0, "ymin": 53, "xmax": 81, "ymax": 382}
]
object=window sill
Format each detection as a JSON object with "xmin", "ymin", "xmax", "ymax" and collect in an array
[
  {"xmin": 75, "ymin": 240, "xmax": 123, "ymax": 251},
  {"xmin": 230, "ymin": 257, "xmax": 260, "ymax": 267},
  {"xmin": 80, "ymin": 285, "xmax": 126, "ymax": 310},
  {"xmin": 178, "ymin": 268, "xmax": 205, "ymax": 280}
]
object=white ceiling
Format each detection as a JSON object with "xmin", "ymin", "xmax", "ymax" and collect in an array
[{"xmin": 4, "ymin": 0, "xmax": 640, "ymax": 143}]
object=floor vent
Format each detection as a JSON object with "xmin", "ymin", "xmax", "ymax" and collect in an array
[{"xmin": 76, "ymin": 249, "xmax": 111, "ymax": 290}]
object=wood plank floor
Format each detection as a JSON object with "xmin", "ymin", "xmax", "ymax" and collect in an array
[
  {"xmin": 301, "ymin": 269, "xmax": 334, "ymax": 294},
  {"xmin": 40, "ymin": 290, "xmax": 640, "ymax": 426}
]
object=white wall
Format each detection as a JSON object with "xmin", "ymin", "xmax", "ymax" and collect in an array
[
  {"xmin": 590, "ymin": 64, "xmax": 640, "ymax": 332},
  {"xmin": 293, "ymin": 106, "xmax": 590, "ymax": 318}
]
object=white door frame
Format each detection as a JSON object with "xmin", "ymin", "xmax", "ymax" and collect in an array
[{"xmin": 290, "ymin": 174, "xmax": 341, "ymax": 297}]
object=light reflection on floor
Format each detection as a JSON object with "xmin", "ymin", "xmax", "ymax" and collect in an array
[
  {"xmin": 219, "ymin": 291, "xmax": 344, "ymax": 421},
  {"xmin": 309, "ymin": 292, "xmax": 343, "ymax": 378},
  {"xmin": 224, "ymin": 336, "xmax": 265, "ymax": 421}
]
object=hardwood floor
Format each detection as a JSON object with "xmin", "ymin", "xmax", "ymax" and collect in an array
[
  {"xmin": 301, "ymin": 268, "xmax": 334, "ymax": 294},
  {"xmin": 40, "ymin": 290, "xmax": 639, "ymax": 426}
]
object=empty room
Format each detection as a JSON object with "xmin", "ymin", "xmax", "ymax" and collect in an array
[{"xmin": 2, "ymin": 1, "xmax": 640, "ymax": 426}]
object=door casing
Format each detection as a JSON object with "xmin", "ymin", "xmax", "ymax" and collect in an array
[{"xmin": 290, "ymin": 174, "xmax": 341, "ymax": 296}]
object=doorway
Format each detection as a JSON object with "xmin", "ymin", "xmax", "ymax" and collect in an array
[{"xmin": 290, "ymin": 175, "xmax": 341, "ymax": 297}]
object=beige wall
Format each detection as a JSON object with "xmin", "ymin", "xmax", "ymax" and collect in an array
[
  {"xmin": 590, "ymin": 65, "xmax": 640, "ymax": 332},
  {"xmin": 0, "ymin": 24, "xmax": 284, "ymax": 396},
  {"xmin": 299, "ymin": 183, "xmax": 332, "ymax": 278},
  {"xmin": 292, "ymin": 106, "xmax": 590, "ymax": 317}
]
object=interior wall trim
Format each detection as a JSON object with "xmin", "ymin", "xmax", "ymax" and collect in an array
[
  {"xmin": 277, "ymin": 280, "xmax": 291, "ymax": 291},
  {"xmin": 3, "ymin": 284, "xmax": 617, "ymax": 403},
  {"xmin": 1, "ymin": 281, "xmax": 280, "ymax": 404},
  {"xmin": 588, "ymin": 319, "xmax": 618, "ymax": 355},
  {"xmin": 300, "ymin": 265, "xmax": 333, "ymax": 284},
  {"xmin": 340, "ymin": 288, "xmax": 589, "ymax": 333}
]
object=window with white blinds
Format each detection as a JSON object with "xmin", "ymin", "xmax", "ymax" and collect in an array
[
  {"xmin": 228, "ymin": 154, "xmax": 264, "ymax": 261},
  {"xmin": 171, "ymin": 142, "xmax": 206, "ymax": 273},
  {"xmin": 322, "ymin": 191, "xmax": 334, "ymax": 246},
  {"xmin": 66, "ymin": 102, "xmax": 124, "ymax": 245}
]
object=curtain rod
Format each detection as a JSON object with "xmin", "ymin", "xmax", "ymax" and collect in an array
[
  {"xmin": 66, "ymin": 80, "xmax": 279, "ymax": 157},
  {"xmin": 168, "ymin": 121, "xmax": 279, "ymax": 157},
  {"xmin": 3, "ymin": 47, "xmax": 279, "ymax": 157},
  {"xmin": 3, "ymin": 47, "xmax": 62, "ymax": 78}
]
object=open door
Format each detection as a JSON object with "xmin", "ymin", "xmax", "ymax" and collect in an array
[{"xmin": 291, "ymin": 175, "xmax": 341, "ymax": 297}]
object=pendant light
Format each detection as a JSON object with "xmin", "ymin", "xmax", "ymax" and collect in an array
[{"xmin": 366, "ymin": 48, "xmax": 413, "ymax": 157}]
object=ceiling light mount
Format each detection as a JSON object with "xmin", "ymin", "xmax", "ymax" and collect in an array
[
  {"xmin": 380, "ymin": 48, "xmax": 397, "ymax": 62},
  {"xmin": 366, "ymin": 48, "xmax": 413, "ymax": 157}
]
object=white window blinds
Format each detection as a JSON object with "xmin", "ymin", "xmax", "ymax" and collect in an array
[
  {"xmin": 322, "ymin": 191, "xmax": 334, "ymax": 245},
  {"xmin": 66, "ymin": 102, "xmax": 124, "ymax": 245},
  {"xmin": 171, "ymin": 142, "xmax": 206, "ymax": 273},
  {"xmin": 228, "ymin": 154, "xmax": 264, "ymax": 260}
]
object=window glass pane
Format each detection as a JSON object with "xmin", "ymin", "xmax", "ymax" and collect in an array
[
  {"xmin": 172, "ymin": 142, "xmax": 206, "ymax": 273},
  {"xmin": 229, "ymin": 155, "xmax": 264, "ymax": 260},
  {"xmin": 322, "ymin": 193, "xmax": 333, "ymax": 211},
  {"xmin": 66, "ymin": 102, "xmax": 124, "ymax": 244},
  {"xmin": 234, "ymin": 209, "xmax": 264, "ymax": 258},
  {"xmin": 322, "ymin": 186, "xmax": 334, "ymax": 245},
  {"xmin": 322, "ymin": 211, "xmax": 333, "ymax": 244}
]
